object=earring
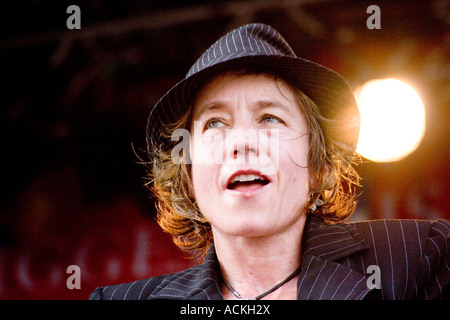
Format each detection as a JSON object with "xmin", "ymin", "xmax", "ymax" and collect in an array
[{"xmin": 310, "ymin": 198, "xmax": 324, "ymax": 211}]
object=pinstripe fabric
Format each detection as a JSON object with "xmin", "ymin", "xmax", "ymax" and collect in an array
[
  {"xmin": 146, "ymin": 23, "xmax": 360, "ymax": 159},
  {"xmin": 90, "ymin": 217, "xmax": 449, "ymax": 300}
]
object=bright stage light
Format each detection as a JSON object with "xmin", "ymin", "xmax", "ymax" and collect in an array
[{"xmin": 355, "ymin": 78, "xmax": 426, "ymax": 162}]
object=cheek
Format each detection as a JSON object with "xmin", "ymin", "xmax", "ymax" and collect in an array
[
  {"xmin": 190, "ymin": 131, "xmax": 221, "ymax": 204},
  {"xmin": 279, "ymin": 138, "xmax": 309, "ymax": 170},
  {"xmin": 191, "ymin": 163, "xmax": 215, "ymax": 196},
  {"xmin": 278, "ymin": 139, "xmax": 310, "ymax": 193},
  {"xmin": 190, "ymin": 162, "xmax": 222, "ymax": 224},
  {"xmin": 190, "ymin": 126, "xmax": 226, "ymax": 167},
  {"xmin": 190, "ymin": 156, "xmax": 224, "ymax": 216}
]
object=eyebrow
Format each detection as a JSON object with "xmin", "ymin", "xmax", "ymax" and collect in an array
[
  {"xmin": 256, "ymin": 100, "xmax": 291, "ymax": 113},
  {"xmin": 193, "ymin": 99, "xmax": 292, "ymax": 119},
  {"xmin": 193, "ymin": 101, "xmax": 226, "ymax": 118}
]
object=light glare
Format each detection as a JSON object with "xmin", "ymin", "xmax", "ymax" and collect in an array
[{"xmin": 355, "ymin": 79, "xmax": 426, "ymax": 162}]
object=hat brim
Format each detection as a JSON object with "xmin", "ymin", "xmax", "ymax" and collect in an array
[{"xmin": 146, "ymin": 54, "xmax": 360, "ymax": 157}]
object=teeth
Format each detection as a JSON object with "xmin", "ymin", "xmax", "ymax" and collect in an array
[{"xmin": 230, "ymin": 174, "xmax": 265, "ymax": 183}]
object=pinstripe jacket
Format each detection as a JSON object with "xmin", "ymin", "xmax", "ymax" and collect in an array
[{"xmin": 90, "ymin": 217, "xmax": 450, "ymax": 300}]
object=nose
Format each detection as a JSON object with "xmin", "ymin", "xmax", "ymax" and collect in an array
[
  {"xmin": 233, "ymin": 145, "xmax": 257, "ymax": 158},
  {"xmin": 226, "ymin": 126, "xmax": 259, "ymax": 161}
]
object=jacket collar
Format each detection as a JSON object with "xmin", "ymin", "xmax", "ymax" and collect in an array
[
  {"xmin": 296, "ymin": 216, "xmax": 372, "ymax": 299},
  {"xmin": 149, "ymin": 215, "xmax": 372, "ymax": 300},
  {"xmin": 183, "ymin": 246, "xmax": 224, "ymax": 300},
  {"xmin": 301, "ymin": 215, "xmax": 369, "ymax": 261},
  {"xmin": 147, "ymin": 245, "xmax": 223, "ymax": 300}
]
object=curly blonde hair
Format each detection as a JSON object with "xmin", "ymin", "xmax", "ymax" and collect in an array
[{"xmin": 146, "ymin": 68, "xmax": 361, "ymax": 260}]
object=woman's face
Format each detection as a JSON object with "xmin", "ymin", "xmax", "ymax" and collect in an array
[{"xmin": 189, "ymin": 72, "xmax": 310, "ymax": 238}]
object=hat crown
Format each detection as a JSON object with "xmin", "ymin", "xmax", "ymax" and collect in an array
[
  {"xmin": 147, "ymin": 23, "xmax": 360, "ymax": 156},
  {"xmin": 186, "ymin": 23, "xmax": 296, "ymax": 78}
]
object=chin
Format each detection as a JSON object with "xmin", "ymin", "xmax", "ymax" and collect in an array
[
  {"xmin": 219, "ymin": 225, "xmax": 275, "ymax": 238},
  {"xmin": 215, "ymin": 212, "xmax": 283, "ymax": 237}
]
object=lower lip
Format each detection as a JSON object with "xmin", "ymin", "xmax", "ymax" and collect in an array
[{"xmin": 224, "ymin": 182, "xmax": 271, "ymax": 198}]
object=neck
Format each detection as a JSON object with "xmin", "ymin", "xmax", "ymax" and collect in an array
[{"xmin": 213, "ymin": 214, "xmax": 306, "ymax": 300}]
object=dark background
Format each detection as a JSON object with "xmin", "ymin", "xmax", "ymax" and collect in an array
[{"xmin": 0, "ymin": 0, "xmax": 448, "ymax": 299}]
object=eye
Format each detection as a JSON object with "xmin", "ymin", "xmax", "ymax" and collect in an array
[
  {"xmin": 204, "ymin": 117, "xmax": 226, "ymax": 131},
  {"xmin": 260, "ymin": 114, "xmax": 285, "ymax": 125}
]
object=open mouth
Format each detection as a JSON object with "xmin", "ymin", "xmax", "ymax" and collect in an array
[{"xmin": 227, "ymin": 172, "xmax": 271, "ymax": 191}]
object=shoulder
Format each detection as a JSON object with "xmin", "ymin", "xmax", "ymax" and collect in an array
[
  {"xmin": 350, "ymin": 218, "xmax": 449, "ymax": 252},
  {"xmin": 351, "ymin": 218, "xmax": 446, "ymax": 240},
  {"xmin": 89, "ymin": 275, "xmax": 165, "ymax": 300},
  {"xmin": 89, "ymin": 264, "xmax": 205, "ymax": 300},
  {"xmin": 89, "ymin": 244, "xmax": 222, "ymax": 300},
  {"xmin": 348, "ymin": 218, "xmax": 449, "ymax": 299}
]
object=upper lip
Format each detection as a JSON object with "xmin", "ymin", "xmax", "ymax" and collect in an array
[{"xmin": 225, "ymin": 169, "xmax": 272, "ymax": 190}]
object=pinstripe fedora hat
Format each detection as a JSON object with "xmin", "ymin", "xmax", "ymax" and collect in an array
[{"xmin": 146, "ymin": 23, "xmax": 360, "ymax": 157}]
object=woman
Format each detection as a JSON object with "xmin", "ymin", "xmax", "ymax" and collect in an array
[{"xmin": 90, "ymin": 23, "xmax": 449, "ymax": 300}]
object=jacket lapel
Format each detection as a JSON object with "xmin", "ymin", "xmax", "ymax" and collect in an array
[
  {"xmin": 297, "ymin": 216, "xmax": 373, "ymax": 300},
  {"xmin": 148, "ymin": 216, "xmax": 374, "ymax": 300}
]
